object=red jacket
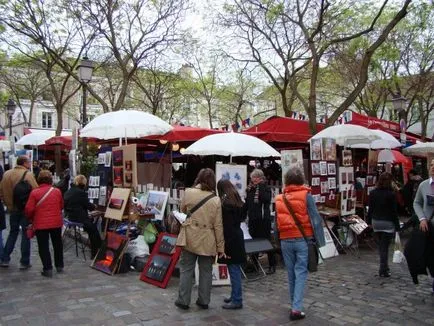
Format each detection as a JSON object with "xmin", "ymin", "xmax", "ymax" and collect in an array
[
  {"xmin": 275, "ymin": 185, "xmax": 314, "ymax": 240},
  {"xmin": 25, "ymin": 184, "xmax": 64, "ymax": 230}
]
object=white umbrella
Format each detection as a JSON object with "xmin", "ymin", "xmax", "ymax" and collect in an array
[
  {"xmin": 403, "ymin": 142, "xmax": 434, "ymax": 157},
  {"xmin": 309, "ymin": 124, "xmax": 380, "ymax": 146},
  {"xmin": 79, "ymin": 110, "xmax": 172, "ymax": 140},
  {"xmin": 182, "ymin": 132, "xmax": 281, "ymax": 159},
  {"xmin": 16, "ymin": 133, "xmax": 53, "ymax": 146},
  {"xmin": 350, "ymin": 130, "xmax": 402, "ymax": 149}
]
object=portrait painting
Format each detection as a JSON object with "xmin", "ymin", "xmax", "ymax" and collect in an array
[{"xmin": 310, "ymin": 139, "xmax": 322, "ymax": 161}]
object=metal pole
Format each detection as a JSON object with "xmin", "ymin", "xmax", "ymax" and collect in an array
[
  {"xmin": 9, "ymin": 114, "xmax": 14, "ymax": 157},
  {"xmin": 82, "ymin": 83, "xmax": 87, "ymax": 157}
]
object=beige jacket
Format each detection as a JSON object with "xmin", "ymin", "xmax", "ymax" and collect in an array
[
  {"xmin": 176, "ymin": 186, "xmax": 224, "ymax": 256},
  {"xmin": 0, "ymin": 166, "xmax": 38, "ymax": 211}
]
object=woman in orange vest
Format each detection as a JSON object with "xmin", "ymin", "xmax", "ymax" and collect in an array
[{"xmin": 275, "ymin": 167, "xmax": 325, "ymax": 321}]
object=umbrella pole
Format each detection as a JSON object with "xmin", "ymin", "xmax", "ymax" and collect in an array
[
  {"xmin": 119, "ymin": 138, "xmax": 122, "ymax": 146},
  {"xmin": 230, "ymin": 155, "xmax": 233, "ymax": 164}
]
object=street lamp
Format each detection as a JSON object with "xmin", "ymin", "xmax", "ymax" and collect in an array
[
  {"xmin": 77, "ymin": 57, "xmax": 94, "ymax": 156},
  {"xmin": 6, "ymin": 99, "xmax": 16, "ymax": 138},
  {"xmin": 391, "ymin": 95, "xmax": 407, "ymax": 145}
]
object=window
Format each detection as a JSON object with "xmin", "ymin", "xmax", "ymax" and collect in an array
[{"xmin": 42, "ymin": 112, "xmax": 53, "ymax": 129}]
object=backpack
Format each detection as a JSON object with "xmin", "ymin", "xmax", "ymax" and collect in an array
[{"xmin": 13, "ymin": 171, "xmax": 33, "ymax": 211}]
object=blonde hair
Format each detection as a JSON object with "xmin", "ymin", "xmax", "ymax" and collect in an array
[{"xmin": 73, "ymin": 174, "xmax": 87, "ymax": 186}]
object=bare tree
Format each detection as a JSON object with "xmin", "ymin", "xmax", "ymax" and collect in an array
[
  {"xmin": 221, "ymin": 0, "xmax": 411, "ymax": 133},
  {"xmin": 74, "ymin": 0, "xmax": 188, "ymax": 111}
]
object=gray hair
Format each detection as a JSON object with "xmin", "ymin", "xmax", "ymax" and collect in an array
[
  {"xmin": 284, "ymin": 166, "xmax": 305, "ymax": 186},
  {"xmin": 250, "ymin": 168, "xmax": 264, "ymax": 179}
]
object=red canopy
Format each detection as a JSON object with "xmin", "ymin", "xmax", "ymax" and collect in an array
[
  {"xmin": 348, "ymin": 111, "xmax": 422, "ymax": 144},
  {"xmin": 146, "ymin": 125, "xmax": 225, "ymax": 142},
  {"xmin": 243, "ymin": 116, "xmax": 325, "ymax": 143},
  {"xmin": 45, "ymin": 135, "xmax": 72, "ymax": 147}
]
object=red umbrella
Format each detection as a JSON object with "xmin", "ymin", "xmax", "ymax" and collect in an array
[{"xmin": 45, "ymin": 136, "xmax": 72, "ymax": 147}]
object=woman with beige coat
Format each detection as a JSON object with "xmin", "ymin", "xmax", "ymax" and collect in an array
[{"xmin": 175, "ymin": 168, "xmax": 225, "ymax": 310}]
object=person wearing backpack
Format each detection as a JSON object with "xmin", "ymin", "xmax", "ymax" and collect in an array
[{"xmin": 0, "ymin": 156, "xmax": 38, "ymax": 269}]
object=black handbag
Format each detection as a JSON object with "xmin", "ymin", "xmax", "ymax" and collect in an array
[{"xmin": 282, "ymin": 194, "xmax": 319, "ymax": 273}]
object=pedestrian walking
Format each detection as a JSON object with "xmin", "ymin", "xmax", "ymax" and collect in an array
[
  {"xmin": 217, "ymin": 179, "xmax": 246, "ymax": 310},
  {"xmin": 405, "ymin": 158, "xmax": 434, "ymax": 292},
  {"xmin": 25, "ymin": 170, "xmax": 64, "ymax": 277},
  {"xmin": 367, "ymin": 172, "xmax": 400, "ymax": 277},
  {"xmin": 175, "ymin": 168, "xmax": 225, "ymax": 310},
  {"xmin": 275, "ymin": 167, "xmax": 325, "ymax": 321},
  {"xmin": 244, "ymin": 168, "xmax": 276, "ymax": 274},
  {"xmin": 0, "ymin": 156, "xmax": 38, "ymax": 269}
]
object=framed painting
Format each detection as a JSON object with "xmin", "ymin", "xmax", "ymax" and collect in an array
[
  {"xmin": 143, "ymin": 190, "xmax": 169, "ymax": 221},
  {"xmin": 281, "ymin": 149, "xmax": 304, "ymax": 185},
  {"xmin": 140, "ymin": 233, "xmax": 181, "ymax": 289},
  {"xmin": 91, "ymin": 232, "xmax": 129, "ymax": 275}
]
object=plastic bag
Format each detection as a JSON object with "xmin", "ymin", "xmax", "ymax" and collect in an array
[
  {"xmin": 392, "ymin": 232, "xmax": 404, "ymax": 264},
  {"xmin": 127, "ymin": 235, "xmax": 149, "ymax": 259}
]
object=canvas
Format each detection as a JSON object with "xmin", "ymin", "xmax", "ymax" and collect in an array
[
  {"xmin": 140, "ymin": 233, "xmax": 181, "ymax": 288},
  {"xmin": 91, "ymin": 232, "xmax": 129, "ymax": 275},
  {"xmin": 143, "ymin": 190, "xmax": 169, "ymax": 221},
  {"xmin": 281, "ymin": 149, "xmax": 304, "ymax": 185},
  {"xmin": 215, "ymin": 163, "xmax": 247, "ymax": 199}
]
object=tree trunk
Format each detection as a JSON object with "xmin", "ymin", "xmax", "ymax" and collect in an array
[{"xmin": 54, "ymin": 106, "xmax": 63, "ymax": 176}]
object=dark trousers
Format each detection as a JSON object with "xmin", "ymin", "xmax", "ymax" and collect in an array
[
  {"xmin": 35, "ymin": 228, "xmax": 63, "ymax": 271},
  {"xmin": 3, "ymin": 211, "xmax": 30, "ymax": 265},
  {"xmin": 81, "ymin": 219, "xmax": 102, "ymax": 257},
  {"xmin": 376, "ymin": 232, "xmax": 394, "ymax": 274}
]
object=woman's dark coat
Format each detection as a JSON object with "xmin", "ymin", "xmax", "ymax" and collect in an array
[
  {"xmin": 63, "ymin": 185, "xmax": 95, "ymax": 223},
  {"xmin": 220, "ymin": 202, "xmax": 246, "ymax": 265},
  {"xmin": 244, "ymin": 182, "xmax": 272, "ymax": 239}
]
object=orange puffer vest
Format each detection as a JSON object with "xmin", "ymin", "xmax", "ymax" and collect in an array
[{"xmin": 275, "ymin": 185, "xmax": 313, "ymax": 240}]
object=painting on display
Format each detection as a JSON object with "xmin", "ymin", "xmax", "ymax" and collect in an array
[
  {"xmin": 215, "ymin": 163, "xmax": 247, "ymax": 198},
  {"xmin": 321, "ymin": 138, "xmax": 337, "ymax": 161},
  {"xmin": 281, "ymin": 150, "xmax": 304, "ymax": 185},
  {"xmin": 338, "ymin": 166, "xmax": 356, "ymax": 216},
  {"xmin": 91, "ymin": 232, "xmax": 129, "ymax": 275},
  {"xmin": 104, "ymin": 188, "xmax": 130, "ymax": 221},
  {"xmin": 342, "ymin": 150, "xmax": 353, "ymax": 167},
  {"xmin": 140, "ymin": 233, "xmax": 181, "ymax": 289},
  {"xmin": 143, "ymin": 190, "xmax": 169, "ymax": 221},
  {"xmin": 310, "ymin": 139, "xmax": 322, "ymax": 161},
  {"xmin": 367, "ymin": 150, "xmax": 379, "ymax": 174}
]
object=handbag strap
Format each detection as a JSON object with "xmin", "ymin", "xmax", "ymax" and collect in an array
[
  {"xmin": 186, "ymin": 193, "xmax": 215, "ymax": 219},
  {"xmin": 20, "ymin": 170, "xmax": 28, "ymax": 182},
  {"xmin": 282, "ymin": 194, "xmax": 309, "ymax": 243},
  {"xmin": 36, "ymin": 187, "xmax": 54, "ymax": 207}
]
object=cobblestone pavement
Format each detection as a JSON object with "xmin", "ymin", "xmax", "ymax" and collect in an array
[{"xmin": 0, "ymin": 237, "xmax": 433, "ymax": 326}]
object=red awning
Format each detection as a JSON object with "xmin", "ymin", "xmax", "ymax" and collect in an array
[
  {"xmin": 45, "ymin": 136, "xmax": 72, "ymax": 147},
  {"xmin": 146, "ymin": 125, "xmax": 225, "ymax": 142},
  {"xmin": 243, "ymin": 116, "xmax": 325, "ymax": 143}
]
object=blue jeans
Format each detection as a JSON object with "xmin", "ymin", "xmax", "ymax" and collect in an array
[
  {"xmin": 281, "ymin": 238, "xmax": 308, "ymax": 311},
  {"xmin": 227, "ymin": 264, "xmax": 243, "ymax": 305},
  {"xmin": 2, "ymin": 211, "xmax": 31, "ymax": 265}
]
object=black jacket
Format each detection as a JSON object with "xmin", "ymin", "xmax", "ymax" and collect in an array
[
  {"xmin": 220, "ymin": 202, "xmax": 246, "ymax": 265},
  {"xmin": 244, "ymin": 182, "xmax": 272, "ymax": 238},
  {"xmin": 367, "ymin": 188, "xmax": 400, "ymax": 230},
  {"xmin": 64, "ymin": 185, "xmax": 95, "ymax": 223},
  {"xmin": 404, "ymin": 226, "xmax": 434, "ymax": 284}
]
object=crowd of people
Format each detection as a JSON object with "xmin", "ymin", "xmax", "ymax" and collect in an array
[
  {"xmin": 0, "ymin": 156, "xmax": 101, "ymax": 277},
  {"xmin": 0, "ymin": 155, "xmax": 433, "ymax": 321}
]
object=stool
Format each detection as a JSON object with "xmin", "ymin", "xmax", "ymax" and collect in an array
[{"xmin": 63, "ymin": 219, "xmax": 88, "ymax": 260}]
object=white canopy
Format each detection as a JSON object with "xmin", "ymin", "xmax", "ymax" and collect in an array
[
  {"xmin": 79, "ymin": 110, "xmax": 173, "ymax": 140},
  {"xmin": 309, "ymin": 124, "xmax": 380, "ymax": 146},
  {"xmin": 16, "ymin": 130, "xmax": 71, "ymax": 146},
  {"xmin": 350, "ymin": 129, "xmax": 402, "ymax": 149},
  {"xmin": 403, "ymin": 142, "xmax": 434, "ymax": 157},
  {"xmin": 182, "ymin": 132, "xmax": 281, "ymax": 158}
]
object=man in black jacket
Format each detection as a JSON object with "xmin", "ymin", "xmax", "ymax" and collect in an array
[{"xmin": 64, "ymin": 175, "xmax": 101, "ymax": 258}]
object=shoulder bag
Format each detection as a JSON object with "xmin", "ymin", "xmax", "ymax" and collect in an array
[
  {"xmin": 168, "ymin": 193, "xmax": 215, "ymax": 235},
  {"xmin": 282, "ymin": 194, "xmax": 319, "ymax": 273},
  {"xmin": 26, "ymin": 187, "xmax": 55, "ymax": 239}
]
